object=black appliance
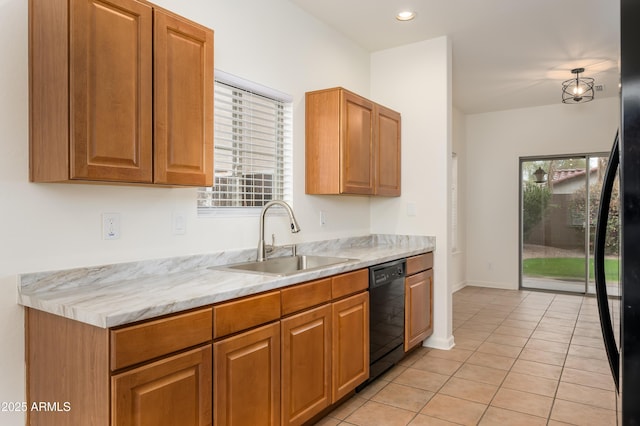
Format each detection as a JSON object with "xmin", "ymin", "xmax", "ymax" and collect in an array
[
  {"xmin": 366, "ymin": 259, "xmax": 406, "ymax": 385},
  {"xmin": 594, "ymin": 1, "xmax": 640, "ymax": 423}
]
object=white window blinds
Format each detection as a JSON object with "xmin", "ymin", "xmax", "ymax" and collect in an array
[{"xmin": 198, "ymin": 72, "xmax": 293, "ymax": 215}]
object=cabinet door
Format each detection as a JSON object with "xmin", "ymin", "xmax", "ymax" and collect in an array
[
  {"xmin": 281, "ymin": 304, "xmax": 332, "ymax": 426},
  {"xmin": 70, "ymin": 0, "xmax": 153, "ymax": 182},
  {"xmin": 154, "ymin": 10, "xmax": 213, "ymax": 186},
  {"xmin": 331, "ymin": 292, "xmax": 369, "ymax": 402},
  {"xmin": 112, "ymin": 345, "xmax": 212, "ymax": 426},
  {"xmin": 214, "ymin": 322, "xmax": 280, "ymax": 426},
  {"xmin": 375, "ymin": 105, "xmax": 401, "ymax": 196},
  {"xmin": 405, "ymin": 269, "xmax": 434, "ymax": 351},
  {"xmin": 340, "ymin": 91, "xmax": 375, "ymax": 195}
]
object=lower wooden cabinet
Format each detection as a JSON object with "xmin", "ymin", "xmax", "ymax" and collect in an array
[
  {"xmin": 214, "ymin": 322, "xmax": 281, "ymax": 426},
  {"xmin": 281, "ymin": 304, "xmax": 332, "ymax": 426},
  {"xmin": 405, "ymin": 268, "xmax": 434, "ymax": 351},
  {"xmin": 112, "ymin": 346, "xmax": 212, "ymax": 426},
  {"xmin": 331, "ymin": 292, "xmax": 370, "ymax": 402}
]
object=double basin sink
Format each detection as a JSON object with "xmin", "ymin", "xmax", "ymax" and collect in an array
[{"xmin": 213, "ymin": 255, "xmax": 354, "ymax": 277}]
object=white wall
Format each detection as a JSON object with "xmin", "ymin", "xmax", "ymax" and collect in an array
[
  {"xmin": 465, "ymin": 97, "xmax": 619, "ymax": 289},
  {"xmin": 0, "ymin": 0, "xmax": 377, "ymax": 423},
  {"xmin": 451, "ymin": 107, "xmax": 467, "ymax": 292},
  {"xmin": 370, "ymin": 36, "xmax": 454, "ymax": 349}
]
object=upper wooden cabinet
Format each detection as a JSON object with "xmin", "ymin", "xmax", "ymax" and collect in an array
[
  {"xmin": 29, "ymin": 0, "xmax": 213, "ymax": 186},
  {"xmin": 305, "ymin": 87, "xmax": 401, "ymax": 196}
]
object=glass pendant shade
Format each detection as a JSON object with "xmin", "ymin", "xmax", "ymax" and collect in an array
[{"xmin": 562, "ymin": 67, "xmax": 595, "ymax": 104}]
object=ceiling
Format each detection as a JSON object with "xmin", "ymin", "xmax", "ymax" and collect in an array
[{"xmin": 289, "ymin": 0, "xmax": 620, "ymax": 114}]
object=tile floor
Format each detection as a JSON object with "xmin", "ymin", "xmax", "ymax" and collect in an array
[{"xmin": 316, "ymin": 286, "xmax": 618, "ymax": 426}]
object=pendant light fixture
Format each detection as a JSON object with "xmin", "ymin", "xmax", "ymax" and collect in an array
[{"xmin": 562, "ymin": 67, "xmax": 595, "ymax": 104}]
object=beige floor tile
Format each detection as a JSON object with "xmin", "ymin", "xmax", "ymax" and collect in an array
[
  {"xmin": 493, "ymin": 325, "xmax": 533, "ymax": 338},
  {"xmin": 564, "ymin": 354, "xmax": 611, "ymax": 375},
  {"xmin": 490, "ymin": 388, "xmax": 553, "ymax": 418},
  {"xmin": 568, "ymin": 344, "xmax": 608, "ymax": 360},
  {"xmin": 524, "ymin": 338, "xmax": 569, "ymax": 354},
  {"xmin": 501, "ymin": 371, "xmax": 559, "ymax": 397},
  {"xmin": 315, "ymin": 417, "xmax": 341, "ymax": 426},
  {"xmin": 506, "ymin": 312, "xmax": 543, "ymax": 322},
  {"xmin": 478, "ymin": 406, "xmax": 547, "ymax": 426},
  {"xmin": 465, "ymin": 352, "xmax": 516, "ymax": 371},
  {"xmin": 327, "ymin": 396, "xmax": 367, "ymax": 420},
  {"xmin": 345, "ymin": 400, "xmax": 417, "ymax": 426},
  {"xmin": 450, "ymin": 328, "xmax": 491, "ymax": 341},
  {"xmin": 438, "ymin": 377, "xmax": 498, "ymax": 404},
  {"xmin": 556, "ymin": 381, "xmax": 617, "ymax": 411},
  {"xmin": 420, "ymin": 394, "xmax": 487, "ymax": 426},
  {"xmin": 356, "ymin": 377, "xmax": 389, "ymax": 399},
  {"xmin": 500, "ymin": 319, "xmax": 538, "ymax": 330},
  {"xmin": 543, "ymin": 310, "xmax": 579, "ymax": 321},
  {"xmin": 531, "ymin": 329, "xmax": 572, "ymax": 343},
  {"xmin": 477, "ymin": 341, "xmax": 522, "ymax": 358},
  {"xmin": 573, "ymin": 326, "xmax": 605, "ymax": 339},
  {"xmin": 547, "ymin": 421, "xmax": 576, "ymax": 426},
  {"xmin": 399, "ymin": 348, "xmax": 429, "ymax": 367},
  {"xmin": 408, "ymin": 414, "xmax": 461, "ymax": 425},
  {"xmin": 561, "ymin": 367, "xmax": 616, "ymax": 391},
  {"xmin": 371, "ymin": 382, "xmax": 435, "ymax": 412},
  {"xmin": 453, "ymin": 363, "xmax": 508, "ymax": 385},
  {"xmin": 412, "ymin": 356, "xmax": 463, "ymax": 376},
  {"xmin": 511, "ymin": 359, "xmax": 562, "ymax": 380},
  {"xmin": 518, "ymin": 348, "xmax": 566, "ymax": 366},
  {"xmin": 535, "ymin": 323, "xmax": 575, "ymax": 335},
  {"xmin": 426, "ymin": 348, "xmax": 474, "ymax": 363},
  {"xmin": 453, "ymin": 336, "xmax": 484, "ymax": 351},
  {"xmin": 393, "ymin": 368, "xmax": 450, "ymax": 392},
  {"xmin": 550, "ymin": 399, "xmax": 617, "ymax": 426},
  {"xmin": 484, "ymin": 332, "xmax": 529, "ymax": 348},
  {"xmin": 571, "ymin": 335, "xmax": 605, "ymax": 349},
  {"xmin": 379, "ymin": 365, "xmax": 408, "ymax": 382}
]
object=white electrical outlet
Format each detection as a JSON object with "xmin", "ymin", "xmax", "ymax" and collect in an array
[
  {"xmin": 172, "ymin": 213, "xmax": 186, "ymax": 235},
  {"xmin": 102, "ymin": 213, "xmax": 121, "ymax": 240},
  {"xmin": 320, "ymin": 211, "xmax": 326, "ymax": 227}
]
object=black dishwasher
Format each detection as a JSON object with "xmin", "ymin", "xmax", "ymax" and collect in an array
[{"xmin": 366, "ymin": 259, "xmax": 406, "ymax": 385}]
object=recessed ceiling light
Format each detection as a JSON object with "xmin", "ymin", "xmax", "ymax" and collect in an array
[{"xmin": 396, "ymin": 10, "xmax": 416, "ymax": 21}]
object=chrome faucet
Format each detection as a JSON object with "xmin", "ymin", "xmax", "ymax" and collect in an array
[{"xmin": 257, "ymin": 200, "xmax": 301, "ymax": 261}]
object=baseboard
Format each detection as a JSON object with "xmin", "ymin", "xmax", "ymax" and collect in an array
[
  {"xmin": 450, "ymin": 281, "xmax": 467, "ymax": 293},
  {"xmin": 464, "ymin": 280, "xmax": 518, "ymax": 290},
  {"xmin": 423, "ymin": 334, "xmax": 455, "ymax": 350}
]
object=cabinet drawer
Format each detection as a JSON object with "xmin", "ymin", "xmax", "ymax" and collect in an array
[
  {"xmin": 110, "ymin": 307, "xmax": 212, "ymax": 371},
  {"xmin": 281, "ymin": 278, "xmax": 332, "ymax": 316},
  {"xmin": 406, "ymin": 252, "xmax": 433, "ymax": 275},
  {"xmin": 214, "ymin": 290, "xmax": 281, "ymax": 338},
  {"xmin": 332, "ymin": 269, "xmax": 368, "ymax": 299}
]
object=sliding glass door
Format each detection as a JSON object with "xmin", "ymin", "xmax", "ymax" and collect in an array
[{"xmin": 520, "ymin": 154, "xmax": 618, "ymax": 295}]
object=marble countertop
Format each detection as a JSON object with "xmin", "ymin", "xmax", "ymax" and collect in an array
[{"xmin": 18, "ymin": 234, "xmax": 435, "ymax": 328}]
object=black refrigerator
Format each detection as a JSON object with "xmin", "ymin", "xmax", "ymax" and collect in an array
[{"xmin": 594, "ymin": 0, "xmax": 640, "ymax": 424}]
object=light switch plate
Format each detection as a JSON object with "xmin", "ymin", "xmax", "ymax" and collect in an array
[{"xmin": 102, "ymin": 213, "xmax": 121, "ymax": 240}]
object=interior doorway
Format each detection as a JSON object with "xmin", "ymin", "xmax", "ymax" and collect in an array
[{"xmin": 519, "ymin": 154, "xmax": 619, "ymax": 295}]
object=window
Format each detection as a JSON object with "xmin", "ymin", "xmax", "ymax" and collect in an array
[{"xmin": 198, "ymin": 71, "xmax": 293, "ymax": 216}]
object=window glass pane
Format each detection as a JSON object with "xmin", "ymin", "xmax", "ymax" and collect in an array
[{"xmin": 198, "ymin": 78, "xmax": 292, "ymax": 215}]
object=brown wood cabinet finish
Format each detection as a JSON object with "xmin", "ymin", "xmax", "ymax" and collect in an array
[
  {"xmin": 213, "ymin": 290, "xmax": 281, "ymax": 338},
  {"xmin": 29, "ymin": 0, "xmax": 213, "ymax": 186},
  {"xmin": 112, "ymin": 346, "xmax": 212, "ymax": 426},
  {"xmin": 331, "ymin": 291, "xmax": 369, "ymax": 402},
  {"xmin": 281, "ymin": 304, "xmax": 332, "ymax": 426},
  {"xmin": 26, "ymin": 308, "xmax": 110, "ymax": 426},
  {"xmin": 214, "ymin": 322, "xmax": 281, "ymax": 426},
  {"xmin": 375, "ymin": 104, "xmax": 402, "ymax": 196},
  {"xmin": 305, "ymin": 87, "xmax": 401, "ymax": 196},
  {"xmin": 110, "ymin": 308, "xmax": 212, "ymax": 371},
  {"xmin": 404, "ymin": 255, "xmax": 434, "ymax": 352},
  {"xmin": 406, "ymin": 252, "xmax": 434, "ymax": 276},
  {"xmin": 331, "ymin": 268, "xmax": 368, "ymax": 299},
  {"xmin": 281, "ymin": 278, "xmax": 332, "ymax": 316},
  {"xmin": 153, "ymin": 9, "xmax": 213, "ymax": 186}
]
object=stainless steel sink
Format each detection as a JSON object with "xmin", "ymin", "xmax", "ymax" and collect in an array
[{"xmin": 212, "ymin": 255, "xmax": 355, "ymax": 276}]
